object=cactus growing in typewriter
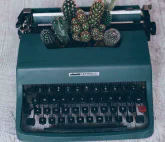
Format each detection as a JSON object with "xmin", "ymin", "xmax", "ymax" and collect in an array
[
  {"xmin": 91, "ymin": 27, "xmax": 104, "ymax": 41},
  {"xmin": 81, "ymin": 31, "xmax": 91, "ymax": 42},
  {"xmin": 40, "ymin": 29, "xmax": 56, "ymax": 45},
  {"xmin": 103, "ymin": 28, "xmax": 121, "ymax": 46},
  {"xmin": 71, "ymin": 18, "xmax": 79, "ymax": 25},
  {"xmin": 77, "ymin": 10, "xmax": 87, "ymax": 24},
  {"xmin": 98, "ymin": 24, "xmax": 106, "ymax": 32},
  {"xmin": 88, "ymin": 0, "xmax": 104, "ymax": 28},
  {"xmin": 52, "ymin": 17, "xmax": 70, "ymax": 47},
  {"xmin": 72, "ymin": 24, "xmax": 82, "ymax": 33},
  {"xmin": 93, "ymin": 32, "xmax": 104, "ymax": 41},
  {"xmin": 101, "ymin": 0, "xmax": 116, "ymax": 27},
  {"xmin": 72, "ymin": 32, "xmax": 81, "ymax": 42},
  {"xmin": 62, "ymin": 0, "xmax": 77, "ymax": 24},
  {"xmin": 82, "ymin": 22, "xmax": 90, "ymax": 31}
]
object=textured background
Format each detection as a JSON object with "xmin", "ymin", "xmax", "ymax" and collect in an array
[{"xmin": 0, "ymin": 0, "xmax": 165, "ymax": 142}]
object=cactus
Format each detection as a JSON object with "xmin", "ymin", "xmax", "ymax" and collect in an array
[
  {"xmin": 40, "ymin": 29, "xmax": 56, "ymax": 45},
  {"xmin": 72, "ymin": 33, "xmax": 81, "ymax": 42},
  {"xmin": 88, "ymin": 0, "xmax": 104, "ymax": 28},
  {"xmin": 81, "ymin": 31, "xmax": 91, "ymax": 42},
  {"xmin": 98, "ymin": 24, "xmax": 106, "ymax": 32},
  {"xmin": 103, "ymin": 28, "xmax": 121, "ymax": 46},
  {"xmin": 62, "ymin": 0, "xmax": 77, "ymax": 24},
  {"xmin": 82, "ymin": 22, "xmax": 90, "ymax": 31},
  {"xmin": 52, "ymin": 17, "xmax": 70, "ymax": 47}
]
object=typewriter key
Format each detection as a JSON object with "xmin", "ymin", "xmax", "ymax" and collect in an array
[
  {"xmin": 136, "ymin": 115, "xmax": 144, "ymax": 123},
  {"xmin": 39, "ymin": 117, "xmax": 46, "ymax": 125},
  {"xmin": 115, "ymin": 116, "xmax": 122, "ymax": 123},
  {"xmin": 77, "ymin": 117, "xmax": 84, "ymax": 124},
  {"xmin": 53, "ymin": 108, "xmax": 60, "ymax": 114},
  {"xmin": 96, "ymin": 116, "xmax": 103, "ymax": 123},
  {"xmin": 26, "ymin": 118, "xmax": 35, "ymax": 126},
  {"xmin": 82, "ymin": 107, "xmax": 88, "ymax": 114},
  {"xmin": 126, "ymin": 116, "xmax": 133, "ymax": 123},
  {"xmin": 91, "ymin": 106, "xmax": 98, "ymax": 114},
  {"xmin": 58, "ymin": 117, "xmax": 65, "ymax": 124},
  {"xmin": 49, "ymin": 117, "xmax": 55, "ymax": 124},
  {"xmin": 68, "ymin": 117, "xmax": 75, "ymax": 123},
  {"xmin": 34, "ymin": 107, "xmax": 41, "ymax": 115},
  {"xmin": 44, "ymin": 107, "xmax": 51, "ymax": 115},
  {"xmin": 86, "ymin": 116, "xmax": 93, "ymax": 123},
  {"xmin": 72, "ymin": 107, "xmax": 79, "ymax": 114},
  {"xmin": 62, "ymin": 107, "xmax": 70, "ymax": 114},
  {"xmin": 119, "ymin": 106, "xmax": 127, "ymax": 113},
  {"xmin": 105, "ymin": 116, "xmax": 112, "ymax": 123},
  {"xmin": 101, "ymin": 106, "xmax": 108, "ymax": 113}
]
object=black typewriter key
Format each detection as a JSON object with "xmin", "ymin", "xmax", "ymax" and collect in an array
[
  {"xmin": 72, "ymin": 107, "xmax": 79, "ymax": 114},
  {"xmin": 61, "ymin": 95, "xmax": 68, "ymax": 103},
  {"xmin": 58, "ymin": 117, "xmax": 65, "ymax": 124},
  {"xmin": 80, "ymin": 96, "xmax": 86, "ymax": 102},
  {"xmin": 105, "ymin": 116, "xmax": 112, "ymax": 123},
  {"xmin": 116, "ymin": 95, "xmax": 123, "ymax": 102},
  {"xmin": 68, "ymin": 117, "xmax": 75, "ymax": 123},
  {"xmin": 39, "ymin": 117, "xmax": 46, "ymax": 125},
  {"xmin": 50, "ymin": 96, "xmax": 58, "ymax": 103},
  {"xmin": 70, "ymin": 95, "xmax": 76, "ymax": 102},
  {"xmin": 101, "ymin": 106, "xmax": 108, "ymax": 113},
  {"xmin": 96, "ymin": 116, "xmax": 103, "ymax": 123},
  {"xmin": 86, "ymin": 116, "xmax": 93, "ymax": 123},
  {"xmin": 119, "ymin": 106, "xmax": 127, "ymax": 113},
  {"xmin": 129, "ymin": 106, "xmax": 136, "ymax": 113},
  {"xmin": 107, "ymin": 94, "xmax": 113, "ymax": 102},
  {"xmin": 77, "ymin": 117, "xmax": 84, "ymax": 124},
  {"xmin": 82, "ymin": 107, "xmax": 88, "ymax": 114},
  {"xmin": 32, "ymin": 98, "xmax": 39, "ymax": 105},
  {"xmin": 135, "ymin": 115, "xmax": 144, "ymax": 123},
  {"xmin": 115, "ymin": 116, "xmax": 122, "ymax": 123},
  {"xmin": 84, "ymin": 85, "xmax": 90, "ymax": 93},
  {"xmin": 103, "ymin": 85, "xmax": 108, "ymax": 93},
  {"xmin": 49, "ymin": 117, "xmax": 55, "ymax": 124},
  {"xmin": 53, "ymin": 108, "xmax": 60, "ymax": 114},
  {"xmin": 91, "ymin": 106, "xmax": 98, "ymax": 114},
  {"xmin": 127, "ymin": 94, "xmax": 135, "ymax": 102},
  {"xmin": 62, "ymin": 107, "xmax": 70, "ymax": 114},
  {"xmin": 88, "ymin": 95, "xmax": 95, "ymax": 102},
  {"xmin": 65, "ymin": 86, "xmax": 72, "ymax": 94},
  {"xmin": 34, "ymin": 107, "xmax": 41, "ymax": 115},
  {"xmin": 136, "ymin": 96, "xmax": 143, "ymax": 104},
  {"xmin": 110, "ymin": 106, "xmax": 117, "ymax": 113},
  {"xmin": 26, "ymin": 118, "xmax": 35, "ymax": 126},
  {"xmin": 126, "ymin": 116, "xmax": 133, "ymax": 123},
  {"xmin": 40, "ymin": 95, "xmax": 48, "ymax": 104},
  {"xmin": 44, "ymin": 107, "xmax": 51, "ymax": 115}
]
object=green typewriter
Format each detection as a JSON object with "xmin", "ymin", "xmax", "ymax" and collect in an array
[{"xmin": 16, "ymin": 0, "xmax": 156, "ymax": 141}]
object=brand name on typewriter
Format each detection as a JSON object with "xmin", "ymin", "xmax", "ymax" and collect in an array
[{"xmin": 69, "ymin": 72, "xmax": 100, "ymax": 77}]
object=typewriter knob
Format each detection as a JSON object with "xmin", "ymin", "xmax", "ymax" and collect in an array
[{"xmin": 150, "ymin": 22, "xmax": 156, "ymax": 35}]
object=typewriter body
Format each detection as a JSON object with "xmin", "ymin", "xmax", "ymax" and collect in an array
[{"xmin": 16, "ymin": 5, "xmax": 156, "ymax": 142}]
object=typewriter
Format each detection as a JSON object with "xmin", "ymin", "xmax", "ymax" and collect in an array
[{"xmin": 16, "ymin": 4, "xmax": 156, "ymax": 142}]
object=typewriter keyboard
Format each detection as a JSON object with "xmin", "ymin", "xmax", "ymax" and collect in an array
[{"xmin": 21, "ymin": 82, "xmax": 148, "ymax": 133}]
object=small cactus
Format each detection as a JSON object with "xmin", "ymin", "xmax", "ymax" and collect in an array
[
  {"xmin": 81, "ymin": 31, "xmax": 91, "ymax": 42},
  {"xmin": 104, "ymin": 28, "xmax": 121, "ymax": 46},
  {"xmin": 40, "ymin": 29, "xmax": 55, "ymax": 45}
]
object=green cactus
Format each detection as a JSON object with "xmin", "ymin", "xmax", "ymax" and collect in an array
[{"xmin": 52, "ymin": 17, "xmax": 70, "ymax": 47}]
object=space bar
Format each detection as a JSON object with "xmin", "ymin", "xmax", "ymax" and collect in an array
[{"xmin": 44, "ymin": 126, "xmax": 127, "ymax": 133}]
